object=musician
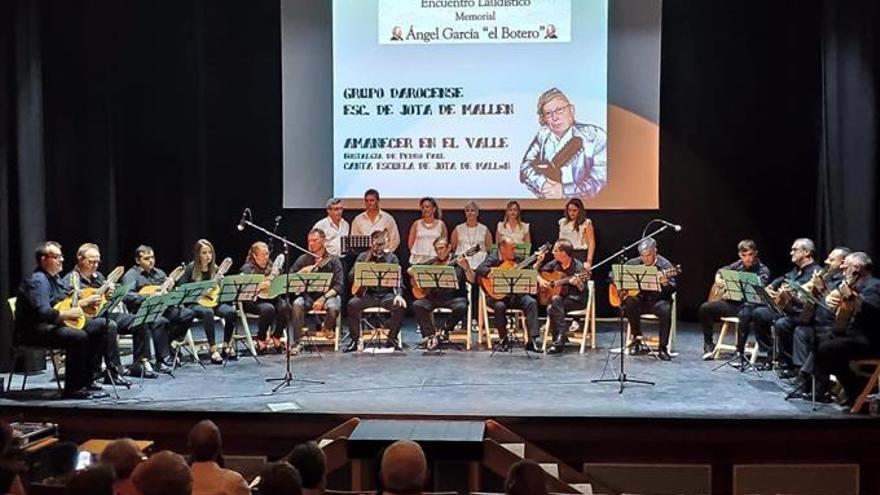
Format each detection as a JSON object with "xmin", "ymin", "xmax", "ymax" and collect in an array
[
  {"xmin": 408, "ymin": 197, "xmax": 448, "ymax": 264},
  {"xmin": 557, "ymin": 198, "xmax": 595, "ymax": 266},
  {"xmin": 65, "ymin": 243, "xmax": 143, "ymax": 384},
  {"xmin": 495, "ymin": 200, "xmax": 531, "ymax": 245},
  {"xmin": 410, "ymin": 238, "xmax": 474, "ymax": 350},
  {"xmin": 813, "ymin": 252, "xmax": 880, "ymax": 405},
  {"xmin": 538, "ymin": 239, "xmax": 588, "ymax": 355},
  {"xmin": 698, "ymin": 239, "xmax": 771, "ymax": 359},
  {"xmin": 350, "ymin": 189, "xmax": 401, "ymax": 252},
  {"xmin": 519, "ymin": 87, "xmax": 607, "ymax": 199},
  {"xmin": 789, "ymin": 246, "xmax": 850, "ymax": 395},
  {"xmin": 740, "ymin": 238, "xmax": 820, "ymax": 368},
  {"xmin": 618, "ymin": 238, "xmax": 678, "ymax": 361},
  {"xmin": 14, "ymin": 242, "xmax": 109, "ymax": 399},
  {"xmin": 450, "ymin": 201, "xmax": 491, "ymax": 268},
  {"xmin": 345, "ymin": 230, "xmax": 406, "ymax": 352},
  {"xmin": 289, "ymin": 229, "xmax": 344, "ymax": 353},
  {"xmin": 475, "ymin": 236, "xmax": 542, "ymax": 352},
  {"xmin": 122, "ymin": 244, "xmax": 194, "ymax": 371},
  {"xmin": 312, "ymin": 198, "xmax": 349, "ymax": 257},
  {"xmin": 240, "ymin": 241, "xmax": 292, "ymax": 354},
  {"xmin": 180, "ymin": 239, "xmax": 237, "ymax": 364}
]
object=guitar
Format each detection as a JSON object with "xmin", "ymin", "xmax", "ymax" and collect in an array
[
  {"xmin": 832, "ymin": 272, "xmax": 861, "ymax": 334},
  {"xmin": 538, "ymin": 268, "xmax": 592, "ymax": 305},
  {"xmin": 196, "ymin": 257, "xmax": 234, "ymax": 308},
  {"xmin": 138, "ymin": 264, "xmax": 186, "ymax": 296},
  {"xmin": 609, "ymin": 264, "xmax": 682, "ymax": 307},
  {"xmin": 79, "ymin": 266, "xmax": 125, "ymax": 317},
  {"xmin": 55, "ymin": 272, "xmax": 86, "ymax": 330},
  {"xmin": 480, "ymin": 242, "xmax": 551, "ymax": 300},
  {"xmin": 533, "ymin": 137, "xmax": 584, "ymax": 183},
  {"xmin": 411, "ymin": 245, "xmax": 480, "ymax": 300},
  {"xmin": 257, "ymin": 254, "xmax": 286, "ymax": 300}
]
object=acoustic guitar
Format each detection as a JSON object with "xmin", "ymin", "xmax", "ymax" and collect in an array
[
  {"xmin": 410, "ymin": 245, "xmax": 480, "ymax": 300},
  {"xmin": 196, "ymin": 257, "xmax": 234, "ymax": 308},
  {"xmin": 609, "ymin": 264, "xmax": 682, "ymax": 307},
  {"xmin": 54, "ymin": 272, "xmax": 86, "ymax": 330},
  {"xmin": 480, "ymin": 242, "xmax": 551, "ymax": 300},
  {"xmin": 257, "ymin": 254, "xmax": 286, "ymax": 300},
  {"xmin": 77, "ymin": 266, "xmax": 125, "ymax": 317},
  {"xmin": 538, "ymin": 268, "xmax": 592, "ymax": 305},
  {"xmin": 138, "ymin": 264, "xmax": 186, "ymax": 296}
]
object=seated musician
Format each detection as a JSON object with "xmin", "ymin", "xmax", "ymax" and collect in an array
[
  {"xmin": 618, "ymin": 238, "xmax": 677, "ymax": 361},
  {"xmin": 345, "ymin": 230, "xmax": 406, "ymax": 352},
  {"xmin": 538, "ymin": 239, "xmax": 589, "ymax": 355},
  {"xmin": 409, "ymin": 237, "xmax": 475, "ymax": 350},
  {"xmin": 788, "ymin": 246, "xmax": 850, "ymax": 397},
  {"xmin": 15, "ymin": 242, "xmax": 109, "ymax": 399},
  {"xmin": 65, "ymin": 243, "xmax": 141, "ymax": 385},
  {"xmin": 813, "ymin": 252, "xmax": 880, "ymax": 405},
  {"xmin": 240, "ymin": 241, "xmax": 291, "ymax": 354},
  {"xmin": 290, "ymin": 229, "xmax": 344, "ymax": 353},
  {"xmin": 475, "ymin": 236, "xmax": 543, "ymax": 352},
  {"xmin": 122, "ymin": 244, "xmax": 194, "ymax": 371},
  {"xmin": 698, "ymin": 239, "xmax": 771, "ymax": 360},
  {"xmin": 742, "ymin": 238, "xmax": 820, "ymax": 369},
  {"xmin": 351, "ymin": 189, "xmax": 401, "ymax": 253},
  {"xmin": 180, "ymin": 239, "xmax": 237, "ymax": 364}
]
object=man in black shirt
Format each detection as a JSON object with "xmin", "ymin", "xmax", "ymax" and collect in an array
[
  {"xmin": 15, "ymin": 241, "xmax": 109, "ymax": 399},
  {"xmin": 290, "ymin": 229, "xmax": 344, "ymax": 353},
  {"xmin": 121, "ymin": 245, "xmax": 194, "ymax": 371},
  {"xmin": 240, "ymin": 241, "xmax": 291, "ymax": 353},
  {"xmin": 410, "ymin": 237, "xmax": 474, "ymax": 350},
  {"xmin": 346, "ymin": 230, "xmax": 406, "ymax": 352},
  {"xmin": 618, "ymin": 238, "xmax": 678, "ymax": 361},
  {"xmin": 475, "ymin": 236, "xmax": 543, "ymax": 352},
  {"xmin": 539, "ymin": 239, "xmax": 588, "ymax": 355},
  {"xmin": 698, "ymin": 239, "xmax": 771, "ymax": 360}
]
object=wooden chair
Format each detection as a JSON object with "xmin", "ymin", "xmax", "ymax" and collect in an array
[
  {"xmin": 850, "ymin": 358, "xmax": 880, "ymax": 414},
  {"xmin": 5, "ymin": 297, "xmax": 64, "ymax": 392},
  {"xmin": 302, "ymin": 308, "xmax": 342, "ymax": 351},
  {"xmin": 357, "ymin": 306, "xmax": 394, "ymax": 351},
  {"xmin": 541, "ymin": 280, "xmax": 597, "ymax": 353},
  {"xmin": 229, "ymin": 301, "xmax": 262, "ymax": 360},
  {"xmin": 478, "ymin": 288, "xmax": 528, "ymax": 350},
  {"xmin": 712, "ymin": 316, "xmax": 762, "ymax": 363}
]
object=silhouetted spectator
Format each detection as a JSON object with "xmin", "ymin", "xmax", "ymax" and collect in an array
[
  {"xmin": 101, "ymin": 438, "xmax": 143, "ymax": 495},
  {"xmin": 505, "ymin": 459, "xmax": 547, "ymax": 495},
  {"xmin": 188, "ymin": 420, "xmax": 249, "ymax": 495},
  {"xmin": 380, "ymin": 440, "xmax": 426, "ymax": 495},
  {"xmin": 0, "ymin": 421, "xmax": 26, "ymax": 495},
  {"xmin": 42, "ymin": 441, "xmax": 79, "ymax": 486},
  {"xmin": 258, "ymin": 461, "xmax": 302, "ymax": 495},
  {"xmin": 287, "ymin": 441, "xmax": 326, "ymax": 495},
  {"xmin": 132, "ymin": 450, "xmax": 192, "ymax": 495},
  {"xmin": 67, "ymin": 464, "xmax": 115, "ymax": 495}
]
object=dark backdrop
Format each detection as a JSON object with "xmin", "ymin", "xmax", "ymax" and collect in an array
[{"xmin": 2, "ymin": 0, "xmax": 878, "ymax": 369}]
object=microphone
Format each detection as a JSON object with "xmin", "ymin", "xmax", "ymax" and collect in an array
[
  {"xmin": 237, "ymin": 208, "xmax": 251, "ymax": 231},
  {"xmin": 660, "ymin": 220, "xmax": 682, "ymax": 232}
]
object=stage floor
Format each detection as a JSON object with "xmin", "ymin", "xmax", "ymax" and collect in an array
[{"xmin": 0, "ymin": 322, "xmax": 859, "ymax": 420}]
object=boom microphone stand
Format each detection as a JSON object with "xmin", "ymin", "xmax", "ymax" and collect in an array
[{"xmin": 236, "ymin": 209, "xmax": 324, "ymax": 392}]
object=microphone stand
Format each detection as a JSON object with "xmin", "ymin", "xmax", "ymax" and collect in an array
[
  {"xmin": 592, "ymin": 224, "xmax": 673, "ymax": 393},
  {"xmin": 238, "ymin": 217, "xmax": 324, "ymax": 392}
]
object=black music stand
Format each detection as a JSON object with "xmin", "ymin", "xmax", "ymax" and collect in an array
[
  {"xmin": 487, "ymin": 268, "xmax": 538, "ymax": 358},
  {"xmin": 341, "ymin": 235, "xmax": 373, "ymax": 254},
  {"xmin": 167, "ymin": 281, "xmax": 215, "ymax": 372},
  {"xmin": 218, "ymin": 274, "xmax": 264, "ymax": 363},
  {"xmin": 353, "ymin": 262, "xmax": 402, "ymax": 352},
  {"xmin": 784, "ymin": 280, "xmax": 830, "ymax": 410},
  {"xmin": 410, "ymin": 265, "xmax": 461, "ymax": 354},
  {"xmin": 284, "ymin": 272, "xmax": 333, "ymax": 355},
  {"xmin": 711, "ymin": 271, "xmax": 765, "ymax": 376}
]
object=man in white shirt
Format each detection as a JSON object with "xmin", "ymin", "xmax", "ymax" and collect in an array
[
  {"xmin": 312, "ymin": 198, "xmax": 350, "ymax": 256},
  {"xmin": 350, "ymin": 188, "xmax": 401, "ymax": 252}
]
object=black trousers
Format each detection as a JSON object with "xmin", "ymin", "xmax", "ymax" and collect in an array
[
  {"xmin": 347, "ymin": 293, "xmax": 405, "ymax": 340},
  {"xmin": 622, "ymin": 296, "xmax": 672, "ymax": 348},
  {"xmin": 815, "ymin": 333, "xmax": 878, "ymax": 401},
  {"xmin": 489, "ymin": 294, "xmax": 540, "ymax": 340},
  {"xmin": 793, "ymin": 324, "xmax": 833, "ymax": 377},
  {"xmin": 412, "ymin": 296, "xmax": 468, "ymax": 337},
  {"xmin": 697, "ymin": 300, "xmax": 742, "ymax": 344},
  {"xmin": 32, "ymin": 319, "xmax": 107, "ymax": 392},
  {"xmin": 547, "ymin": 294, "xmax": 585, "ymax": 342},
  {"xmin": 735, "ymin": 304, "xmax": 774, "ymax": 353},
  {"xmin": 242, "ymin": 298, "xmax": 292, "ymax": 340},
  {"xmin": 188, "ymin": 303, "xmax": 237, "ymax": 347}
]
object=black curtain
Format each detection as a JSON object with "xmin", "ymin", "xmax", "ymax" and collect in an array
[{"xmin": 1, "ymin": 0, "xmax": 878, "ymax": 371}]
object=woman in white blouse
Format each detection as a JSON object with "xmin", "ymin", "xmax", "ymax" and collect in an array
[
  {"xmin": 557, "ymin": 198, "xmax": 595, "ymax": 268},
  {"xmin": 408, "ymin": 197, "xmax": 448, "ymax": 264},
  {"xmin": 495, "ymin": 200, "xmax": 531, "ymax": 246},
  {"xmin": 450, "ymin": 201, "xmax": 491, "ymax": 268}
]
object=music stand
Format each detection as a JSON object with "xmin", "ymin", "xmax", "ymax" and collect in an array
[
  {"xmin": 341, "ymin": 235, "xmax": 372, "ymax": 254},
  {"xmin": 711, "ymin": 270, "xmax": 765, "ymax": 375},
  {"xmin": 487, "ymin": 267, "xmax": 538, "ymax": 358},
  {"xmin": 284, "ymin": 272, "xmax": 333, "ymax": 355},
  {"xmin": 97, "ymin": 281, "xmax": 135, "ymax": 318},
  {"xmin": 353, "ymin": 262, "xmax": 402, "ymax": 352},
  {"xmin": 217, "ymin": 274, "xmax": 264, "ymax": 362},
  {"xmin": 410, "ymin": 265, "xmax": 460, "ymax": 354},
  {"xmin": 166, "ymin": 281, "xmax": 216, "ymax": 371},
  {"xmin": 489, "ymin": 243, "xmax": 532, "ymax": 258}
]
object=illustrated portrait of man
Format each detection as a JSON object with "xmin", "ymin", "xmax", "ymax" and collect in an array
[
  {"xmin": 390, "ymin": 26, "xmax": 403, "ymax": 41},
  {"xmin": 519, "ymin": 87, "xmax": 607, "ymax": 199},
  {"xmin": 545, "ymin": 24, "xmax": 557, "ymax": 39}
]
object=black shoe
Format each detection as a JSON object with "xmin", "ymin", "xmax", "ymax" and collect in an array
[
  {"xmin": 702, "ymin": 342, "xmax": 715, "ymax": 360},
  {"xmin": 85, "ymin": 381, "xmax": 104, "ymax": 392},
  {"xmin": 496, "ymin": 336, "xmax": 511, "ymax": 352},
  {"xmin": 61, "ymin": 389, "xmax": 92, "ymax": 400},
  {"xmin": 152, "ymin": 360, "xmax": 169, "ymax": 373},
  {"xmin": 629, "ymin": 339, "xmax": 650, "ymax": 356},
  {"xmin": 657, "ymin": 347, "xmax": 672, "ymax": 361},
  {"xmin": 128, "ymin": 364, "xmax": 158, "ymax": 379},
  {"xmin": 525, "ymin": 338, "xmax": 541, "ymax": 352},
  {"xmin": 343, "ymin": 339, "xmax": 359, "ymax": 353},
  {"xmin": 777, "ymin": 366, "xmax": 799, "ymax": 380},
  {"xmin": 386, "ymin": 338, "xmax": 403, "ymax": 351},
  {"xmin": 546, "ymin": 344, "xmax": 564, "ymax": 355},
  {"xmin": 104, "ymin": 373, "xmax": 132, "ymax": 387}
]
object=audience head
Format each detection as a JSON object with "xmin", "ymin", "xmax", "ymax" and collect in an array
[
  {"xmin": 132, "ymin": 450, "xmax": 192, "ymax": 495},
  {"xmin": 100, "ymin": 438, "xmax": 143, "ymax": 481},
  {"xmin": 287, "ymin": 441, "xmax": 326, "ymax": 492},
  {"xmin": 47, "ymin": 441, "xmax": 79, "ymax": 477},
  {"xmin": 66, "ymin": 464, "xmax": 116, "ymax": 495},
  {"xmin": 505, "ymin": 459, "xmax": 547, "ymax": 495},
  {"xmin": 258, "ymin": 461, "xmax": 303, "ymax": 495},
  {"xmin": 380, "ymin": 440, "xmax": 427, "ymax": 495},
  {"xmin": 0, "ymin": 421, "xmax": 13, "ymax": 456},
  {"xmin": 188, "ymin": 420, "xmax": 223, "ymax": 463}
]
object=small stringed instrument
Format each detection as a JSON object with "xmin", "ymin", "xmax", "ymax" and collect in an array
[
  {"xmin": 257, "ymin": 254, "xmax": 286, "ymax": 300},
  {"xmin": 196, "ymin": 257, "xmax": 234, "ymax": 308},
  {"xmin": 609, "ymin": 264, "xmax": 682, "ymax": 307},
  {"xmin": 481, "ymin": 242, "xmax": 551, "ymax": 300},
  {"xmin": 79, "ymin": 266, "xmax": 125, "ymax": 317},
  {"xmin": 538, "ymin": 267, "xmax": 592, "ymax": 305},
  {"xmin": 55, "ymin": 272, "xmax": 86, "ymax": 330},
  {"xmin": 533, "ymin": 137, "xmax": 584, "ymax": 183},
  {"xmin": 798, "ymin": 266, "xmax": 830, "ymax": 324},
  {"xmin": 411, "ymin": 245, "xmax": 480, "ymax": 300},
  {"xmin": 138, "ymin": 264, "xmax": 186, "ymax": 296},
  {"xmin": 832, "ymin": 272, "xmax": 861, "ymax": 333}
]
